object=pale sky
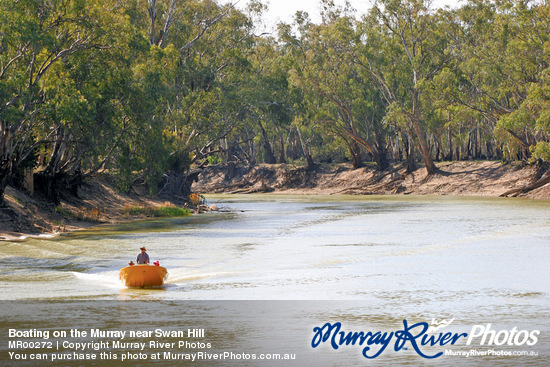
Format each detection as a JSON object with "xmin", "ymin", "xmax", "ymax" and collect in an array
[{"xmin": 234, "ymin": 0, "xmax": 462, "ymax": 31}]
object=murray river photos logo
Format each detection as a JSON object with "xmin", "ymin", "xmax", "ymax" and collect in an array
[{"xmin": 311, "ymin": 319, "xmax": 540, "ymax": 359}]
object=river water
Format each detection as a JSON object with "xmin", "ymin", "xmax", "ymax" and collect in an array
[{"xmin": 1, "ymin": 195, "xmax": 549, "ymax": 365}]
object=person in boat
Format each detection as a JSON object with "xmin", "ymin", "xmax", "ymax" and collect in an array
[
  {"xmin": 136, "ymin": 246, "xmax": 150, "ymax": 264},
  {"xmin": 128, "ymin": 261, "xmax": 135, "ymax": 266}
]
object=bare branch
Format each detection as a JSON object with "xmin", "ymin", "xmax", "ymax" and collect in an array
[
  {"xmin": 158, "ymin": 0, "xmax": 178, "ymax": 47},
  {"xmin": 180, "ymin": 2, "xmax": 238, "ymax": 52},
  {"xmin": 148, "ymin": 0, "xmax": 157, "ymax": 46},
  {"xmin": 0, "ymin": 45, "xmax": 29, "ymax": 79}
]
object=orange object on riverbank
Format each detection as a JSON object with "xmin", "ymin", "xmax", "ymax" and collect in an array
[{"xmin": 119, "ymin": 264, "xmax": 168, "ymax": 287}]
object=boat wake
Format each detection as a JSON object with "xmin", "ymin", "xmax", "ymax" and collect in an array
[
  {"xmin": 167, "ymin": 270, "xmax": 237, "ymax": 283},
  {"xmin": 71, "ymin": 271, "xmax": 123, "ymax": 289}
]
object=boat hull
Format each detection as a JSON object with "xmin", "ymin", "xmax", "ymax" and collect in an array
[{"xmin": 119, "ymin": 265, "xmax": 168, "ymax": 288}]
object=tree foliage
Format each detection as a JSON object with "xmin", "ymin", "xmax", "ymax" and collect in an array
[{"xmin": 1, "ymin": 0, "xmax": 549, "ymax": 204}]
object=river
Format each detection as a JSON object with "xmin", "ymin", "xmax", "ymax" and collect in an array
[{"xmin": 1, "ymin": 195, "xmax": 549, "ymax": 365}]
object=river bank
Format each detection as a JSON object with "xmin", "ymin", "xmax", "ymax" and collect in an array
[
  {"xmin": 0, "ymin": 175, "xmax": 190, "ymax": 241},
  {"xmin": 1, "ymin": 160, "xmax": 549, "ymax": 240},
  {"xmin": 193, "ymin": 161, "xmax": 550, "ymax": 199}
]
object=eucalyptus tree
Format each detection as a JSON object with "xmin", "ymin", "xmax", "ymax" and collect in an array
[
  {"xmin": 358, "ymin": 0, "xmax": 450, "ymax": 174},
  {"xmin": 434, "ymin": 0, "xmax": 550, "ymax": 162},
  {"xmin": 139, "ymin": 1, "xmax": 264, "ymax": 195},
  {"xmin": 235, "ymin": 35, "xmax": 299, "ymax": 165},
  {"xmin": 0, "ymin": 0, "xmax": 129, "ymax": 204},
  {"xmin": 169, "ymin": 0, "xmax": 258, "ymax": 164},
  {"xmin": 289, "ymin": 14, "xmax": 390, "ymax": 170},
  {"xmin": 276, "ymin": 12, "xmax": 320, "ymax": 169},
  {"xmin": 490, "ymin": 0, "xmax": 550, "ymax": 162}
]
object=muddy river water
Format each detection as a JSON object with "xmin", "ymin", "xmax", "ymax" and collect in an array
[{"xmin": 1, "ymin": 195, "xmax": 549, "ymax": 365}]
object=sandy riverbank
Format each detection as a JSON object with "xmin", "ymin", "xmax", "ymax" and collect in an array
[
  {"xmin": 2, "ymin": 160, "xmax": 549, "ymax": 240},
  {"xmin": 194, "ymin": 161, "xmax": 550, "ymax": 199},
  {"xmin": 0, "ymin": 175, "xmax": 183, "ymax": 241}
]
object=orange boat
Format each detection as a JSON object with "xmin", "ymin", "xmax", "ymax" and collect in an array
[{"xmin": 119, "ymin": 264, "xmax": 168, "ymax": 288}]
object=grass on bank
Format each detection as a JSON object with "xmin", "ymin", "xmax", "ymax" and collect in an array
[
  {"xmin": 55, "ymin": 205, "xmax": 102, "ymax": 222},
  {"xmin": 123, "ymin": 203, "xmax": 190, "ymax": 218}
]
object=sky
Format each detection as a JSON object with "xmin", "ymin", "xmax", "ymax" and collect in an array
[{"xmin": 233, "ymin": 0, "xmax": 463, "ymax": 31}]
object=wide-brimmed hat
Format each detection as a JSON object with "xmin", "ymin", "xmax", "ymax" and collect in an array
[{"xmin": 140, "ymin": 246, "xmax": 146, "ymax": 251}]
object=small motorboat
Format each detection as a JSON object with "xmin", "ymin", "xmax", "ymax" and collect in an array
[{"xmin": 119, "ymin": 264, "xmax": 168, "ymax": 288}]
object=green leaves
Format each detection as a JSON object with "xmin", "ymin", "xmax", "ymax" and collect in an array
[{"xmin": 2, "ymin": 0, "xmax": 550, "ymax": 205}]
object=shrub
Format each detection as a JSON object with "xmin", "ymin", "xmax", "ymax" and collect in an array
[{"xmin": 122, "ymin": 204, "xmax": 190, "ymax": 218}]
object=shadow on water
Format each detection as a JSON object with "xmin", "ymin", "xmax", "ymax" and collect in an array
[
  {"xmin": 54, "ymin": 213, "xmax": 236, "ymax": 241},
  {"xmin": 0, "ymin": 256, "xmax": 92, "ymax": 274}
]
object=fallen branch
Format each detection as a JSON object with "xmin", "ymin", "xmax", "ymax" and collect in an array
[
  {"xmin": 228, "ymin": 181, "xmax": 272, "ymax": 194},
  {"xmin": 500, "ymin": 172, "xmax": 550, "ymax": 197}
]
